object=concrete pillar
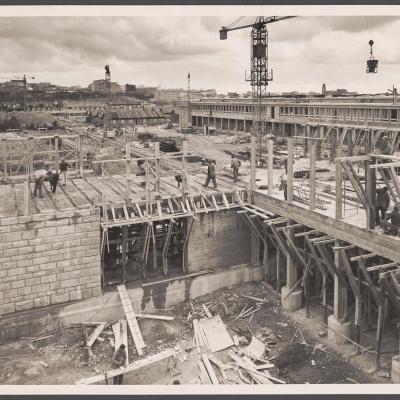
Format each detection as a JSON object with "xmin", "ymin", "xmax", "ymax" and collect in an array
[
  {"xmin": 328, "ymin": 241, "xmax": 352, "ymax": 344},
  {"xmin": 281, "ymin": 224, "xmax": 302, "ymax": 312},
  {"xmin": 235, "ymin": 119, "xmax": 238, "ymax": 131},
  {"xmin": 243, "ymin": 120, "xmax": 246, "ymax": 133}
]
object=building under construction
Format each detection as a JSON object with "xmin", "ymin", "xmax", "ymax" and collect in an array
[{"xmin": 1, "ymin": 93, "xmax": 400, "ymax": 384}]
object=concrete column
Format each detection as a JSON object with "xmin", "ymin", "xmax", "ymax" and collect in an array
[
  {"xmin": 243, "ymin": 120, "xmax": 246, "ymax": 133},
  {"xmin": 281, "ymin": 224, "xmax": 302, "ymax": 311},
  {"xmin": 268, "ymin": 138, "xmax": 273, "ymax": 196},
  {"xmin": 328, "ymin": 241, "xmax": 352, "ymax": 344},
  {"xmin": 309, "ymin": 140, "xmax": 316, "ymax": 210},
  {"xmin": 235, "ymin": 119, "xmax": 238, "ymax": 131},
  {"xmin": 227, "ymin": 118, "xmax": 230, "ymax": 132}
]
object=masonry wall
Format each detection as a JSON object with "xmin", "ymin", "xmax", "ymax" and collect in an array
[
  {"xmin": 0, "ymin": 207, "xmax": 101, "ymax": 316},
  {"xmin": 187, "ymin": 209, "xmax": 252, "ymax": 272}
]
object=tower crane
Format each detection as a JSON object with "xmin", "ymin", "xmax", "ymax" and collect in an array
[
  {"xmin": 0, "ymin": 75, "xmax": 35, "ymax": 111},
  {"xmin": 220, "ymin": 16, "xmax": 295, "ymax": 162}
]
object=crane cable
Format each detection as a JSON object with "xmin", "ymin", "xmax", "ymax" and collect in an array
[{"xmin": 226, "ymin": 16, "xmax": 245, "ymax": 29}]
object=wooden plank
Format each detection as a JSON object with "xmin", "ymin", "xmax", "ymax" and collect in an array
[
  {"xmin": 198, "ymin": 315, "xmax": 234, "ymax": 353},
  {"xmin": 122, "ymin": 203, "xmax": 129, "ymax": 220},
  {"xmin": 221, "ymin": 193, "xmax": 230, "ymax": 209},
  {"xmin": 76, "ymin": 348, "xmax": 180, "ymax": 384},
  {"xmin": 135, "ymin": 202, "xmax": 144, "ymax": 218},
  {"xmin": 86, "ymin": 322, "xmax": 106, "ymax": 347},
  {"xmin": 120, "ymin": 319, "xmax": 129, "ymax": 363},
  {"xmin": 202, "ymin": 354, "xmax": 220, "ymax": 384},
  {"xmin": 112, "ymin": 321, "xmax": 121, "ymax": 351},
  {"xmin": 211, "ymin": 195, "xmax": 219, "ymax": 211},
  {"xmin": 156, "ymin": 200, "xmax": 163, "ymax": 219},
  {"xmin": 198, "ymin": 361, "xmax": 212, "ymax": 384},
  {"xmin": 117, "ymin": 285, "xmax": 146, "ymax": 356}
]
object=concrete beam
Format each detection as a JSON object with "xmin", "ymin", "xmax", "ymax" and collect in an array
[{"xmin": 252, "ymin": 191, "xmax": 400, "ymax": 263}]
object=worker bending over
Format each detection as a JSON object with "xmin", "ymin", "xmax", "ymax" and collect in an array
[{"xmin": 33, "ymin": 165, "xmax": 50, "ymax": 198}]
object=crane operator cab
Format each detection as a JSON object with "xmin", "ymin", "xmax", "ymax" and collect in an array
[{"xmin": 366, "ymin": 40, "xmax": 378, "ymax": 73}]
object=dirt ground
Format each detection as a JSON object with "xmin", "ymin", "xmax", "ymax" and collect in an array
[{"xmin": 0, "ymin": 281, "xmax": 388, "ymax": 385}]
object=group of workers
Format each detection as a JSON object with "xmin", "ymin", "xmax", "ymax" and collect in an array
[
  {"xmin": 201, "ymin": 154, "xmax": 241, "ymax": 189},
  {"xmin": 32, "ymin": 158, "xmax": 69, "ymax": 198}
]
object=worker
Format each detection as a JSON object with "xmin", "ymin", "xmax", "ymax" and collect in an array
[
  {"xmin": 279, "ymin": 173, "xmax": 288, "ymax": 201},
  {"xmin": 48, "ymin": 171, "xmax": 60, "ymax": 194},
  {"xmin": 175, "ymin": 173, "xmax": 183, "ymax": 188},
  {"xmin": 59, "ymin": 158, "xmax": 69, "ymax": 186},
  {"xmin": 380, "ymin": 135, "xmax": 391, "ymax": 156},
  {"xmin": 33, "ymin": 164, "xmax": 50, "ymax": 198},
  {"xmin": 112, "ymin": 344, "xmax": 127, "ymax": 385},
  {"xmin": 231, "ymin": 154, "xmax": 241, "ymax": 182},
  {"xmin": 376, "ymin": 186, "xmax": 390, "ymax": 225},
  {"xmin": 203, "ymin": 160, "xmax": 217, "ymax": 189},
  {"xmin": 382, "ymin": 206, "xmax": 400, "ymax": 236},
  {"xmin": 86, "ymin": 151, "xmax": 93, "ymax": 169}
]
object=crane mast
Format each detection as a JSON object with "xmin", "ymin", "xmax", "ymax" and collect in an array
[{"xmin": 220, "ymin": 16, "xmax": 295, "ymax": 163}]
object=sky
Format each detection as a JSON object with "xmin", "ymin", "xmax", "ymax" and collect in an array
[{"xmin": 0, "ymin": 15, "xmax": 400, "ymax": 94}]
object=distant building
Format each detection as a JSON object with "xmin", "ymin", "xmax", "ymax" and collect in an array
[
  {"xmin": 88, "ymin": 79, "xmax": 122, "ymax": 94},
  {"xmin": 322, "ymin": 83, "xmax": 326, "ymax": 96},
  {"xmin": 227, "ymin": 92, "xmax": 240, "ymax": 98},
  {"xmin": 89, "ymin": 107, "xmax": 166, "ymax": 127},
  {"xmin": 154, "ymin": 88, "xmax": 217, "ymax": 103},
  {"xmin": 125, "ymin": 85, "xmax": 157, "ymax": 98}
]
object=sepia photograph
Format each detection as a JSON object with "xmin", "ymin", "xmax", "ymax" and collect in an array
[{"xmin": 0, "ymin": 5, "xmax": 400, "ymax": 393}]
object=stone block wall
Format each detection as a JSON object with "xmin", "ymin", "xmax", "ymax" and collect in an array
[
  {"xmin": 0, "ymin": 208, "xmax": 101, "ymax": 316},
  {"xmin": 187, "ymin": 209, "xmax": 252, "ymax": 272}
]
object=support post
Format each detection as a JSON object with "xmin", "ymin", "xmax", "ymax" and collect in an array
[
  {"xmin": 287, "ymin": 136, "xmax": 293, "ymax": 203},
  {"xmin": 335, "ymin": 160, "xmax": 343, "ymax": 219},
  {"xmin": 309, "ymin": 139, "xmax": 316, "ymax": 210},
  {"xmin": 268, "ymin": 138, "xmax": 273, "ymax": 195},
  {"xmin": 182, "ymin": 141, "xmax": 188, "ymax": 196},
  {"xmin": 126, "ymin": 142, "xmax": 131, "ymax": 199},
  {"xmin": 250, "ymin": 136, "xmax": 256, "ymax": 192},
  {"xmin": 79, "ymin": 133, "xmax": 84, "ymax": 178},
  {"xmin": 23, "ymin": 180, "xmax": 29, "ymax": 216},
  {"xmin": 54, "ymin": 135, "xmax": 59, "ymax": 172},
  {"xmin": 365, "ymin": 159, "xmax": 376, "ymax": 230},
  {"xmin": 328, "ymin": 241, "xmax": 351, "ymax": 344},
  {"xmin": 121, "ymin": 226, "xmax": 128, "ymax": 283},
  {"xmin": 28, "ymin": 136, "xmax": 34, "ymax": 180},
  {"xmin": 154, "ymin": 141, "xmax": 160, "ymax": 193},
  {"xmin": 2, "ymin": 138, "xmax": 7, "ymax": 179}
]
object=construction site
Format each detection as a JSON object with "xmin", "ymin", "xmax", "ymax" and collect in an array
[{"xmin": 1, "ymin": 14, "xmax": 400, "ymax": 388}]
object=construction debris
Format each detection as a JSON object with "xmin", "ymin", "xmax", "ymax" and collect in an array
[{"xmin": 76, "ymin": 348, "xmax": 181, "ymax": 385}]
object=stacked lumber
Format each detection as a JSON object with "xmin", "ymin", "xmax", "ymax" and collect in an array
[
  {"xmin": 230, "ymin": 134, "xmax": 251, "ymax": 144},
  {"xmin": 187, "ymin": 301, "xmax": 213, "ymax": 320},
  {"xmin": 193, "ymin": 315, "xmax": 234, "ymax": 353}
]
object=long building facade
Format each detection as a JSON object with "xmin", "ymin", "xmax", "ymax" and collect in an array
[{"xmin": 191, "ymin": 96, "xmax": 400, "ymax": 155}]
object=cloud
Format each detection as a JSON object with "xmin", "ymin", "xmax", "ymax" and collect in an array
[{"xmin": 0, "ymin": 15, "xmax": 399, "ymax": 94}]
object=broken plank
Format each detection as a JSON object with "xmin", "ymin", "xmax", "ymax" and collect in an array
[
  {"xmin": 202, "ymin": 354, "xmax": 220, "ymax": 384},
  {"xmin": 86, "ymin": 323, "xmax": 106, "ymax": 347},
  {"xmin": 76, "ymin": 348, "xmax": 180, "ymax": 384},
  {"xmin": 202, "ymin": 304, "xmax": 212, "ymax": 318},
  {"xmin": 141, "ymin": 270, "xmax": 212, "ymax": 287}
]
